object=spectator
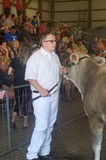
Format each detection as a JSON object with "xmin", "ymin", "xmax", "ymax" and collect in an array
[
  {"xmin": 67, "ymin": 33, "xmax": 75, "ymax": 51},
  {"xmin": 0, "ymin": 61, "xmax": 15, "ymax": 99},
  {"xmin": 36, "ymin": 11, "xmax": 41, "ymax": 25},
  {"xmin": 10, "ymin": 0, "xmax": 17, "ymax": 16},
  {"xmin": 56, "ymin": 36, "xmax": 69, "ymax": 57},
  {"xmin": 18, "ymin": 22, "xmax": 33, "ymax": 46},
  {"xmin": 8, "ymin": 56, "xmax": 30, "ymax": 129},
  {"xmin": 31, "ymin": 16, "xmax": 39, "ymax": 27},
  {"xmin": 89, "ymin": 35, "xmax": 98, "ymax": 55},
  {"xmin": 3, "ymin": 0, "xmax": 11, "ymax": 18},
  {"xmin": 15, "ymin": 0, "xmax": 23, "ymax": 25},
  {"xmin": 0, "ymin": 42, "xmax": 10, "ymax": 64},
  {"xmin": 0, "ymin": 13, "xmax": 9, "ymax": 34},
  {"xmin": 0, "ymin": 61, "xmax": 11, "ymax": 88},
  {"xmin": 11, "ymin": 14, "xmax": 16, "ymax": 25},
  {"xmin": 96, "ymin": 37, "xmax": 106, "ymax": 52},
  {"xmin": 35, "ymin": 11, "xmax": 41, "ymax": 34},
  {"xmin": 74, "ymin": 38, "xmax": 88, "ymax": 54},
  {"xmin": 39, "ymin": 20, "xmax": 47, "ymax": 33},
  {"xmin": 5, "ymin": 13, "xmax": 14, "ymax": 29},
  {"xmin": 5, "ymin": 25, "xmax": 18, "ymax": 46},
  {"xmin": 31, "ymin": 16, "xmax": 39, "ymax": 35},
  {"xmin": 66, "ymin": 33, "xmax": 75, "ymax": 56},
  {"xmin": 9, "ymin": 40, "xmax": 20, "ymax": 59},
  {"xmin": 60, "ymin": 26, "xmax": 69, "ymax": 39}
]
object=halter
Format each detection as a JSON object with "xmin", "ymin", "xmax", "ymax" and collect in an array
[{"xmin": 67, "ymin": 55, "xmax": 90, "ymax": 67}]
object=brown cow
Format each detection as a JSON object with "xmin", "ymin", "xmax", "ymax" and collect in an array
[{"xmin": 67, "ymin": 52, "xmax": 106, "ymax": 160}]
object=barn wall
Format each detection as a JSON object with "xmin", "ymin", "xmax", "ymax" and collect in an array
[
  {"xmin": 42, "ymin": 1, "xmax": 50, "ymax": 21},
  {"xmin": 54, "ymin": 0, "xmax": 106, "ymax": 29},
  {"xmin": 54, "ymin": 0, "xmax": 88, "ymax": 27},
  {"xmin": 54, "ymin": 0, "xmax": 88, "ymax": 28},
  {"xmin": 92, "ymin": 0, "xmax": 106, "ymax": 28},
  {"xmin": 26, "ymin": 0, "xmax": 38, "ymax": 18},
  {"xmin": 0, "ymin": 0, "xmax": 3, "ymax": 13}
]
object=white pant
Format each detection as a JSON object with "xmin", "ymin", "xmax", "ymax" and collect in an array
[{"xmin": 26, "ymin": 91, "xmax": 59, "ymax": 159}]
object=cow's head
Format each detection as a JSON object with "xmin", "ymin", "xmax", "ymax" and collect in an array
[
  {"xmin": 69, "ymin": 52, "xmax": 105, "ymax": 67},
  {"xmin": 68, "ymin": 52, "xmax": 90, "ymax": 67}
]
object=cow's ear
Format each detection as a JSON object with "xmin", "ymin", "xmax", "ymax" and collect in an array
[
  {"xmin": 70, "ymin": 54, "xmax": 79, "ymax": 64},
  {"xmin": 93, "ymin": 57, "xmax": 105, "ymax": 66}
]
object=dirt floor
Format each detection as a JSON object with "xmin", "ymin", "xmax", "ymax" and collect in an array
[{"xmin": 0, "ymin": 91, "xmax": 106, "ymax": 160}]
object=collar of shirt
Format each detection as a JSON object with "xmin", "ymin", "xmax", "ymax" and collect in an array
[{"xmin": 41, "ymin": 47, "xmax": 55, "ymax": 57}]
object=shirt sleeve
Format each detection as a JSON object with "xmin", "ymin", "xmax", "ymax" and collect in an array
[{"xmin": 25, "ymin": 55, "xmax": 38, "ymax": 81}]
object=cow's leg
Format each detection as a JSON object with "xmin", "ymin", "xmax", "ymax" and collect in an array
[{"xmin": 88, "ymin": 115, "xmax": 104, "ymax": 160}]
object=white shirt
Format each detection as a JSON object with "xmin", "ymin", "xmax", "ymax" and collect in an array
[{"xmin": 25, "ymin": 47, "xmax": 61, "ymax": 91}]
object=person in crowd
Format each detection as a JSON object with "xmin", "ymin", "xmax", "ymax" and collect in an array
[
  {"xmin": 89, "ymin": 35, "xmax": 98, "ymax": 56},
  {"xmin": 36, "ymin": 11, "xmax": 41, "ymax": 25},
  {"xmin": 56, "ymin": 36, "xmax": 69, "ymax": 57},
  {"xmin": 11, "ymin": 14, "xmax": 16, "ymax": 25},
  {"xmin": 5, "ymin": 13, "xmax": 14, "ymax": 29},
  {"xmin": 31, "ymin": 16, "xmax": 39, "ymax": 35},
  {"xmin": 67, "ymin": 33, "xmax": 75, "ymax": 51},
  {"xmin": 39, "ymin": 20, "xmax": 47, "ymax": 34},
  {"xmin": 66, "ymin": 33, "xmax": 75, "ymax": 56},
  {"xmin": 10, "ymin": 0, "xmax": 17, "ymax": 17},
  {"xmin": 15, "ymin": 0, "xmax": 23, "ymax": 25},
  {"xmin": 35, "ymin": 11, "xmax": 41, "ymax": 34},
  {"xmin": 60, "ymin": 26, "xmax": 69, "ymax": 39},
  {"xmin": 18, "ymin": 22, "xmax": 33, "ymax": 46},
  {"xmin": 55, "ymin": 32, "xmax": 61, "ymax": 41},
  {"xmin": 71, "ymin": 27, "xmax": 77, "ymax": 42},
  {"xmin": 73, "ymin": 38, "xmax": 88, "ymax": 55},
  {"xmin": 25, "ymin": 31, "xmax": 68, "ymax": 160},
  {"xmin": 9, "ymin": 40, "xmax": 20, "ymax": 60},
  {"xmin": 5, "ymin": 25, "xmax": 18, "ymax": 46},
  {"xmin": 0, "ymin": 61, "xmax": 15, "ymax": 99},
  {"xmin": 96, "ymin": 37, "xmax": 106, "ymax": 53},
  {"xmin": 8, "ymin": 54, "xmax": 31, "ymax": 129},
  {"xmin": 0, "ymin": 13, "xmax": 9, "ymax": 34},
  {"xmin": 3, "ymin": 0, "xmax": 11, "ymax": 18},
  {"xmin": 0, "ymin": 41, "xmax": 10, "ymax": 64}
]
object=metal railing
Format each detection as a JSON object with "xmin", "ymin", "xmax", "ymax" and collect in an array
[{"xmin": 0, "ymin": 84, "xmax": 85, "ymax": 157}]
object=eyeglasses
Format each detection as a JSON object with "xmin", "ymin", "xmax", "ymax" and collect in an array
[{"xmin": 44, "ymin": 40, "xmax": 56, "ymax": 43}]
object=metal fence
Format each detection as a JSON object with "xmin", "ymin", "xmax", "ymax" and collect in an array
[{"xmin": 0, "ymin": 84, "xmax": 85, "ymax": 157}]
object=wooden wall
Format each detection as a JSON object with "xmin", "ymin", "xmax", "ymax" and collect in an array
[
  {"xmin": 26, "ymin": 0, "xmax": 38, "ymax": 18},
  {"xmin": 92, "ymin": 0, "xmax": 106, "ymax": 29},
  {"xmin": 54, "ymin": 0, "xmax": 106, "ymax": 29}
]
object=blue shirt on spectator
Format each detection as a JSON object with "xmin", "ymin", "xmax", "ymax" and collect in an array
[{"xmin": 5, "ymin": 31, "xmax": 18, "ymax": 44}]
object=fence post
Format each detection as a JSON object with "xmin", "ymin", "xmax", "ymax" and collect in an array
[{"xmin": 5, "ymin": 89, "xmax": 11, "ymax": 151}]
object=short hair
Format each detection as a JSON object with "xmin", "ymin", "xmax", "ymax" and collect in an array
[
  {"xmin": 39, "ymin": 31, "xmax": 55, "ymax": 45},
  {"xmin": 36, "ymin": 11, "xmax": 40, "ymax": 15},
  {"xmin": 76, "ymin": 38, "xmax": 83, "ymax": 43},
  {"xmin": 11, "ymin": 25, "xmax": 17, "ymax": 30},
  {"xmin": 33, "ymin": 15, "xmax": 37, "ymax": 19}
]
